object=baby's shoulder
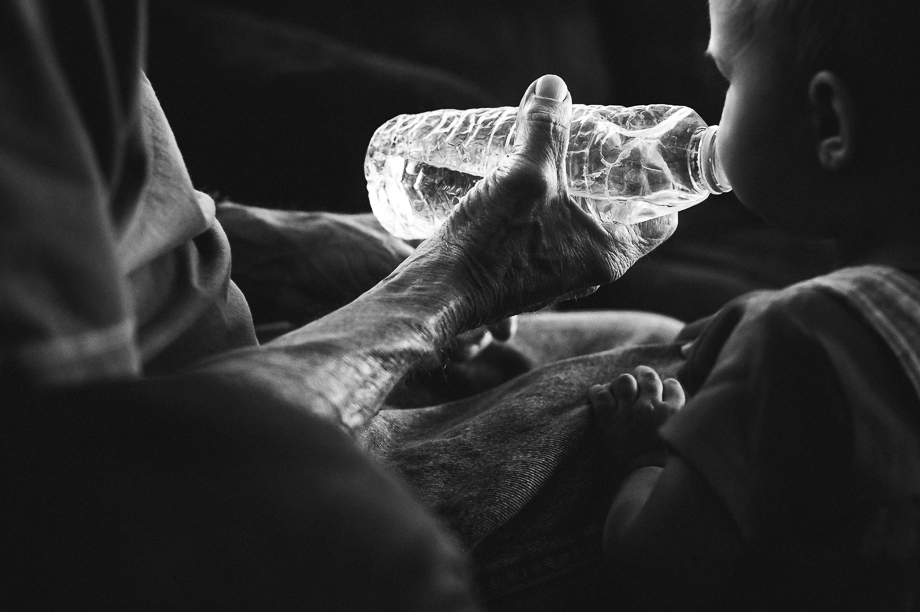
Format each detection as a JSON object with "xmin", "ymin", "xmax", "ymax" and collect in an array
[
  {"xmin": 750, "ymin": 266, "xmax": 920, "ymax": 341},
  {"xmin": 713, "ymin": 279, "xmax": 863, "ymax": 339}
]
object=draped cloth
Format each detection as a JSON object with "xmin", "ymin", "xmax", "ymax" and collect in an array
[
  {"xmin": 362, "ymin": 340, "xmax": 686, "ymax": 608},
  {"xmin": 363, "ymin": 266, "xmax": 920, "ymax": 609},
  {"xmin": 0, "ymin": 0, "xmax": 256, "ymax": 387}
]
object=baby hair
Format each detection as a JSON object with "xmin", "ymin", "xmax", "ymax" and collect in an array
[{"xmin": 723, "ymin": 0, "xmax": 919, "ymax": 103}]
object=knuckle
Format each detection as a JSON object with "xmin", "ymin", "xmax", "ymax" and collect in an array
[
  {"xmin": 493, "ymin": 160, "xmax": 554, "ymax": 202},
  {"xmin": 526, "ymin": 106, "xmax": 568, "ymax": 133},
  {"xmin": 515, "ymin": 108, "xmax": 569, "ymax": 162}
]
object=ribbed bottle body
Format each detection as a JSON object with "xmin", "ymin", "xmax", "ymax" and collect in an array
[{"xmin": 365, "ymin": 104, "xmax": 728, "ymax": 240}]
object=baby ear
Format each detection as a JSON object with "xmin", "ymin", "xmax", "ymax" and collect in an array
[{"xmin": 808, "ymin": 71, "xmax": 856, "ymax": 171}]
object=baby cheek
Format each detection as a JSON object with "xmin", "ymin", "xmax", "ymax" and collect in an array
[
  {"xmin": 716, "ymin": 123, "xmax": 767, "ymax": 216},
  {"xmin": 717, "ymin": 91, "xmax": 773, "ymax": 202},
  {"xmin": 715, "ymin": 105, "xmax": 746, "ymax": 195}
]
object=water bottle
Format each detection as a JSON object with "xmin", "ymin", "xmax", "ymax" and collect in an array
[{"xmin": 365, "ymin": 104, "xmax": 731, "ymax": 240}]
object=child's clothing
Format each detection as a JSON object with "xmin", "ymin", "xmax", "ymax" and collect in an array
[{"xmin": 663, "ymin": 265, "xmax": 920, "ymax": 610}]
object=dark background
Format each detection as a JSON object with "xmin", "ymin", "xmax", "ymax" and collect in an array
[{"xmin": 147, "ymin": 0, "xmax": 835, "ymax": 322}]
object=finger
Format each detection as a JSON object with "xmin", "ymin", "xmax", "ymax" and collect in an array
[
  {"xmin": 600, "ymin": 214, "xmax": 678, "ymax": 279},
  {"xmin": 611, "ymin": 373, "xmax": 639, "ymax": 408},
  {"xmin": 632, "ymin": 211, "xmax": 679, "ymax": 242},
  {"xmin": 662, "ymin": 378, "xmax": 686, "ymax": 412},
  {"xmin": 634, "ymin": 365, "xmax": 664, "ymax": 402},
  {"xmin": 523, "ymin": 285, "xmax": 600, "ymax": 314},
  {"xmin": 588, "ymin": 383, "xmax": 617, "ymax": 428},
  {"xmin": 487, "ymin": 316, "xmax": 518, "ymax": 342},
  {"xmin": 556, "ymin": 285, "xmax": 600, "ymax": 304},
  {"xmin": 513, "ymin": 74, "xmax": 572, "ymax": 184},
  {"xmin": 448, "ymin": 327, "xmax": 493, "ymax": 362},
  {"xmin": 608, "ymin": 211, "xmax": 678, "ymax": 251}
]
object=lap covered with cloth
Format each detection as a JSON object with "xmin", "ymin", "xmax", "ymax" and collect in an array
[
  {"xmin": 364, "ymin": 266, "xmax": 920, "ymax": 610},
  {"xmin": 363, "ymin": 337, "xmax": 685, "ymax": 610}
]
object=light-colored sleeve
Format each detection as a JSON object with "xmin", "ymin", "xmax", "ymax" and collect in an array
[{"xmin": 0, "ymin": 0, "xmax": 145, "ymax": 385}]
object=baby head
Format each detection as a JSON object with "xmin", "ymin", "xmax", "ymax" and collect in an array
[{"xmin": 708, "ymin": 0, "xmax": 920, "ymax": 238}]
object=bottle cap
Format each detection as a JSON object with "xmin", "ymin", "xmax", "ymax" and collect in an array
[{"xmin": 699, "ymin": 126, "xmax": 731, "ymax": 194}]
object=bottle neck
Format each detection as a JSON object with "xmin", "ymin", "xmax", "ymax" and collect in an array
[{"xmin": 690, "ymin": 125, "xmax": 732, "ymax": 195}]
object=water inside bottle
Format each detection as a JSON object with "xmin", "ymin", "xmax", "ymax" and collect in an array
[
  {"xmin": 366, "ymin": 154, "xmax": 480, "ymax": 239},
  {"xmin": 366, "ymin": 152, "xmax": 707, "ymax": 239},
  {"xmin": 366, "ymin": 103, "xmax": 730, "ymax": 239}
]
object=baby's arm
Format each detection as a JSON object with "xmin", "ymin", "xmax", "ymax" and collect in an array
[
  {"xmin": 589, "ymin": 366, "xmax": 685, "ymax": 569},
  {"xmin": 588, "ymin": 367, "xmax": 744, "ymax": 609}
]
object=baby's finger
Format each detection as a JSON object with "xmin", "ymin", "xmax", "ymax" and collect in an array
[
  {"xmin": 588, "ymin": 383, "xmax": 612, "ymax": 407},
  {"xmin": 634, "ymin": 365, "xmax": 663, "ymax": 402},
  {"xmin": 588, "ymin": 384, "xmax": 618, "ymax": 431},
  {"xmin": 662, "ymin": 377, "xmax": 686, "ymax": 413},
  {"xmin": 611, "ymin": 373, "xmax": 638, "ymax": 408}
]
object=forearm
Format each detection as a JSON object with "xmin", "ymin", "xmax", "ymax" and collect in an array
[
  {"xmin": 601, "ymin": 457, "xmax": 745, "ymax": 610},
  {"xmin": 191, "ymin": 254, "xmax": 470, "ymax": 434},
  {"xmin": 604, "ymin": 465, "xmax": 664, "ymax": 550}
]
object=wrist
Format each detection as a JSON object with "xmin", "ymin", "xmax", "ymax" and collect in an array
[
  {"xmin": 611, "ymin": 448, "xmax": 669, "ymax": 488},
  {"xmin": 605, "ymin": 465, "xmax": 665, "ymax": 545},
  {"xmin": 342, "ymin": 271, "xmax": 471, "ymax": 370},
  {"xmin": 386, "ymin": 240, "xmax": 484, "ymax": 334}
]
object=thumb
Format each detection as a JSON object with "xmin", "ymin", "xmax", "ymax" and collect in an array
[{"xmin": 512, "ymin": 74, "xmax": 572, "ymax": 182}]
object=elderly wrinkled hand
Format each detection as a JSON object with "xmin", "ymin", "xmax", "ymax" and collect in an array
[{"xmin": 403, "ymin": 74, "xmax": 678, "ymax": 329}]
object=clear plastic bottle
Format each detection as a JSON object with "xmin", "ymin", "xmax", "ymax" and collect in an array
[{"xmin": 365, "ymin": 104, "xmax": 731, "ymax": 240}]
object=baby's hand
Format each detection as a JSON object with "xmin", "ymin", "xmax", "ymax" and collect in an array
[{"xmin": 588, "ymin": 365, "xmax": 685, "ymax": 486}]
